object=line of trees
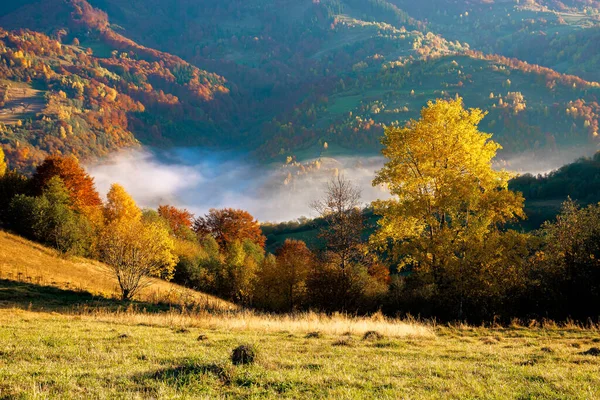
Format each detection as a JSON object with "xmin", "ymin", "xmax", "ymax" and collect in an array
[
  {"xmin": 0, "ymin": 149, "xmax": 387, "ymax": 308},
  {"xmin": 0, "ymin": 153, "xmax": 177, "ymax": 300},
  {"xmin": 1, "ymin": 97, "xmax": 599, "ymax": 321}
]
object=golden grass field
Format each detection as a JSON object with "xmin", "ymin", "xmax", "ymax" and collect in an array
[
  {"xmin": 1, "ymin": 230, "xmax": 600, "ymax": 399},
  {"xmin": 0, "ymin": 230, "xmax": 236, "ymax": 311},
  {"xmin": 1, "ymin": 307, "xmax": 599, "ymax": 399}
]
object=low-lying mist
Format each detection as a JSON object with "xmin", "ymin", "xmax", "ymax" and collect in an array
[
  {"xmin": 495, "ymin": 146, "xmax": 597, "ymax": 176},
  {"xmin": 86, "ymin": 146, "xmax": 595, "ymax": 223},
  {"xmin": 86, "ymin": 148, "xmax": 389, "ymax": 222}
]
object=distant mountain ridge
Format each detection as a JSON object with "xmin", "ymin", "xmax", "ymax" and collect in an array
[{"xmin": 1, "ymin": 0, "xmax": 600, "ymax": 169}]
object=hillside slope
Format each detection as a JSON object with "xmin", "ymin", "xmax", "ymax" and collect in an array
[
  {"xmin": 0, "ymin": 230, "xmax": 237, "ymax": 310},
  {"xmin": 391, "ymin": 0, "xmax": 600, "ymax": 81},
  {"xmin": 71, "ymin": 0, "xmax": 600, "ymax": 161},
  {"xmin": 0, "ymin": 0, "xmax": 236, "ymax": 171},
  {"xmin": 1, "ymin": 0, "xmax": 600, "ymax": 167}
]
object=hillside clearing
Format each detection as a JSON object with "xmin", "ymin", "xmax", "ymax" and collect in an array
[{"xmin": 0, "ymin": 82, "xmax": 45, "ymax": 124}]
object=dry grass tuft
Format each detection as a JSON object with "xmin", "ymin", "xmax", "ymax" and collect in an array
[
  {"xmin": 362, "ymin": 330, "xmax": 384, "ymax": 341},
  {"xmin": 82, "ymin": 309, "xmax": 434, "ymax": 338},
  {"xmin": 332, "ymin": 338, "xmax": 354, "ymax": 347},
  {"xmin": 481, "ymin": 337, "xmax": 500, "ymax": 345},
  {"xmin": 231, "ymin": 344, "xmax": 258, "ymax": 365},
  {"xmin": 581, "ymin": 347, "xmax": 600, "ymax": 356},
  {"xmin": 518, "ymin": 359, "xmax": 538, "ymax": 366}
]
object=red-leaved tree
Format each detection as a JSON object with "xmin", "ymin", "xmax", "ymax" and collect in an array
[
  {"xmin": 194, "ymin": 208, "xmax": 266, "ymax": 249},
  {"xmin": 31, "ymin": 155, "xmax": 102, "ymax": 213}
]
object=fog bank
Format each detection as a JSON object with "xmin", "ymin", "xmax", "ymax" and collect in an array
[
  {"xmin": 496, "ymin": 146, "xmax": 598, "ymax": 176},
  {"xmin": 86, "ymin": 148, "xmax": 389, "ymax": 222},
  {"xmin": 86, "ymin": 146, "xmax": 595, "ymax": 223}
]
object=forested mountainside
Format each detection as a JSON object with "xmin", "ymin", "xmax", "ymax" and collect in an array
[
  {"xmin": 394, "ymin": 0, "xmax": 600, "ymax": 81},
  {"xmin": 0, "ymin": 1, "xmax": 238, "ymax": 171},
  {"xmin": 1, "ymin": 0, "xmax": 600, "ymax": 169}
]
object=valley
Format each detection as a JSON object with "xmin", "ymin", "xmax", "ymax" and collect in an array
[{"xmin": 2, "ymin": 2, "xmax": 600, "ymax": 397}]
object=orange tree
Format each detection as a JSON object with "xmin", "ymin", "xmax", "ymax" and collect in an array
[
  {"xmin": 194, "ymin": 208, "xmax": 266, "ymax": 250},
  {"xmin": 31, "ymin": 156, "xmax": 102, "ymax": 223}
]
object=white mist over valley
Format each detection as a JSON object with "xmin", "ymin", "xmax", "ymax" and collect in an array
[
  {"xmin": 86, "ymin": 146, "xmax": 595, "ymax": 222},
  {"xmin": 87, "ymin": 148, "xmax": 389, "ymax": 222}
]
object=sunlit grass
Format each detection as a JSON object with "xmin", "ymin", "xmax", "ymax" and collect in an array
[
  {"xmin": 0, "ymin": 308, "xmax": 599, "ymax": 399},
  {"xmin": 77, "ymin": 308, "xmax": 434, "ymax": 339}
]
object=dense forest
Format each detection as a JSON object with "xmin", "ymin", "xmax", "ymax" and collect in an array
[{"xmin": 1, "ymin": 0, "xmax": 600, "ymax": 168}]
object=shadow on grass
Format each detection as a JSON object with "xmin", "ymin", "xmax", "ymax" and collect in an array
[
  {"xmin": 0, "ymin": 279, "xmax": 176, "ymax": 313},
  {"xmin": 145, "ymin": 361, "xmax": 233, "ymax": 386},
  {"xmin": 139, "ymin": 361, "xmax": 314, "ymax": 394}
]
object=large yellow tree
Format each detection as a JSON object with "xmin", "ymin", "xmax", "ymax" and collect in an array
[{"xmin": 371, "ymin": 98, "xmax": 525, "ymax": 309}]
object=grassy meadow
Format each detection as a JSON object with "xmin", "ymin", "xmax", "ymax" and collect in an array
[
  {"xmin": 1, "ymin": 231, "xmax": 600, "ymax": 399},
  {"xmin": 1, "ymin": 303, "xmax": 599, "ymax": 399}
]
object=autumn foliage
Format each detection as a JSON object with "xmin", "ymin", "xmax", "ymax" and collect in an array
[
  {"xmin": 0, "ymin": 146, "xmax": 7, "ymax": 177},
  {"xmin": 3, "ymin": 0, "xmax": 600, "ymax": 172},
  {"xmin": 274, "ymin": 239, "xmax": 314, "ymax": 311},
  {"xmin": 372, "ymin": 98, "xmax": 529, "ymax": 320},
  {"xmin": 104, "ymin": 183, "xmax": 141, "ymax": 224},
  {"xmin": 99, "ymin": 218, "xmax": 177, "ymax": 301},
  {"xmin": 0, "ymin": 15, "xmax": 232, "ymax": 172},
  {"xmin": 31, "ymin": 155, "xmax": 102, "ymax": 212},
  {"xmin": 194, "ymin": 208, "xmax": 266, "ymax": 249},
  {"xmin": 158, "ymin": 205, "xmax": 194, "ymax": 237}
]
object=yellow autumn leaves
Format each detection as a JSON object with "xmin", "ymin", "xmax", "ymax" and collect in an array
[
  {"xmin": 372, "ymin": 97, "xmax": 525, "ymax": 274},
  {"xmin": 99, "ymin": 184, "xmax": 177, "ymax": 300}
]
